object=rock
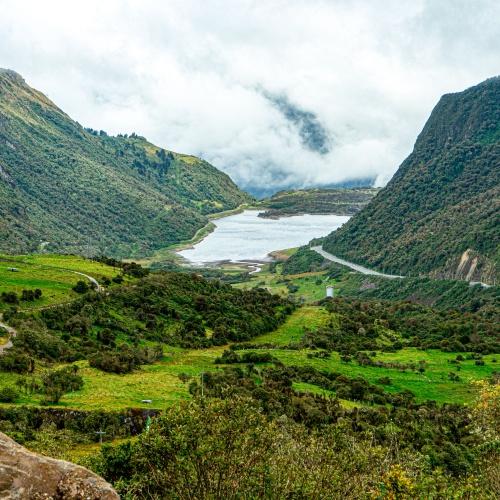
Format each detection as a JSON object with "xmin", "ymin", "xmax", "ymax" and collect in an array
[{"xmin": 0, "ymin": 432, "xmax": 119, "ymax": 499}]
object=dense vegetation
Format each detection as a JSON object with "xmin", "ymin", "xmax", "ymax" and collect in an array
[
  {"xmin": 339, "ymin": 273, "xmax": 500, "ymax": 312},
  {"xmin": 257, "ymin": 187, "xmax": 378, "ymax": 218},
  {"xmin": 0, "ymin": 69, "xmax": 251, "ymax": 257},
  {"xmin": 0, "ymin": 271, "xmax": 293, "ymax": 375},
  {"xmin": 0, "ymin": 258, "xmax": 498, "ymax": 496},
  {"xmin": 323, "ymin": 77, "xmax": 499, "ymax": 283},
  {"xmin": 88, "ymin": 385, "xmax": 499, "ymax": 498},
  {"xmin": 281, "ymin": 246, "xmax": 328, "ymax": 274},
  {"xmin": 316, "ymin": 298, "xmax": 499, "ymax": 354},
  {"xmin": 278, "ymin": 247, "xmax": 500, "ymax": 311}
]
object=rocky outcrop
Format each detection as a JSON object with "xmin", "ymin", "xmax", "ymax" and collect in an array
[
  {"xmin": 436, "ymin": 249, "xmax": 497, "ymax": 285},
  {"xmin": 0, "ymin": 432, "xmax": 118, "ymax": 499}
]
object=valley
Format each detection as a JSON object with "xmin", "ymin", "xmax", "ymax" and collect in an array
[{"xmin": 0, "ymin": 68, "xmax": 498, "ymax": 498}]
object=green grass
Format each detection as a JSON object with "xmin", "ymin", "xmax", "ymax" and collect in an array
[
  {"xmin": 234, "ymin": 266, "xmax": 336, "ymax": 303},
  {"xmin": 0, "ymin": 346, "xmax": 225, "ymax": 410},
  {"xmin": 292, "ymin": 382, "xmax": 368, "ymax": 408},
  {"xmin": 253, "ymin": 347, "xmax": 496, "ymax": 404},
  {"xmin": 252, "ymin": 306, "xmax": 329, "ymax": 344},
  {"xmin": 0, "ymin": 303, "xmax": 495, "ymax": 410},
  {"xmin": 0, "ymin": 254, "xmax": 120, "ymax": 310}
]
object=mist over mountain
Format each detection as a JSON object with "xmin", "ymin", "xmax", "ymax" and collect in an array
[
  {"xmin": 261, "ymin": 90, "xmax": 332, "ymax": 155},
  {"xmin": 1, "ymin": 1, "xmax": 499, "ymax": 194}
]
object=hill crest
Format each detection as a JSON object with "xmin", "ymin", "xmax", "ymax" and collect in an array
[{"xmin": 0, "ymin": 69, "xmax": 251, "ymax": 257}]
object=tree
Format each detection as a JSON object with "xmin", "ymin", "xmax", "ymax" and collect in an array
[
  {"xmin": 73, "ymin": 280, "xmax": 89, "ymax": 294},
  {"xmin": 1, "ymin": 291, "xmax": 18, "ymax": 304},
  {"xmin": 41, "ymin": 365, "xmax": 84, "ymax": 404}
]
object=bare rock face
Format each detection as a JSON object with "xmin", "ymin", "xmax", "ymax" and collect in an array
[{"xmin": 0, "ymin": 432, "xmax": 119, "ymax": 499}]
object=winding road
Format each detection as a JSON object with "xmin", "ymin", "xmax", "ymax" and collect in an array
[{"xmin": 311, "ymin": 246, "xmax": 404, "ymax": 279}]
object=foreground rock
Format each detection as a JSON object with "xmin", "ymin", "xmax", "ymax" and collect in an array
[{"xmin": 0, "ymin": 432, "xmax": 118, "ymax": 499}]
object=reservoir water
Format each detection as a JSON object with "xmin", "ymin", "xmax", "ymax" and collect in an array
[{"xmin": 178, "ymin": 210, "xmax": 350, "ymax": 264}]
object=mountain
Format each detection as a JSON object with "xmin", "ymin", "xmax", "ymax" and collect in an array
[
  {"xmin": 257, "ymin": 187, "xmax": 378, "ymax": 218},
  {"xmin": 0, "ymin": 69, "xmax": 251, "ymax": 257},
  {"xmin": 323, "ymin": 77, "xmax": 499, "ymax": 284}
]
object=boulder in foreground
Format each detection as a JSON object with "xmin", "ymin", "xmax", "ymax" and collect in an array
[{"xmin": 0, "ymin": 431, "xmax": 118, "ymax": 499}]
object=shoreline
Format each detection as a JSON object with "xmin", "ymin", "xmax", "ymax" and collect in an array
[
  {"xmin": 257, "ymin": 210, "xmax": 359, "ymax": 220},
  {"xmin": 131, "ymin": 204, "xmax": 255, "ymax": 267}
]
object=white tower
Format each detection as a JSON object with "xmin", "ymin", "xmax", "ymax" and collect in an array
[{"xmin": 326, "ymin": 286, "xmax": 334, "ymax": 298}]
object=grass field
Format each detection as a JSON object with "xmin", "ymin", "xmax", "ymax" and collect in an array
[
  {"xmin": 0, "ymin": 254, "xmax": 121, "ymax": 310},
  {"xmin": 234, "ymin": 266, "xmax": 337, "ymax": 302},
  {"xmin": 0, "ymin": 346, "xmax": 226, "ymax": 410},
  {"xmin": 257, "ymin": 347, "xmax": 496, "ymax": 404},
  {"xmin": 0, "ymin": 306, "xmax": 495, "ymax": 410},
  {"xmin": 252, "ymin": 306, "xmax": 329, "ymax": 344}
]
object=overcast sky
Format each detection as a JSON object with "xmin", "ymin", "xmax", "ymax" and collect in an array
[{"xmin": 1, "ymin": 0, "xmax": 499, "ymax": 194}]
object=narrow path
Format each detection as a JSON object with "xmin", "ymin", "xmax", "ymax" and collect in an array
[
  {"xmin": 0, "ymin": 316, "xmax": 16, "ymax": 353},
  {"xmin": 0, "ymin": 270, "xmax": 101, "ymax": 355},
  {"xmin": 69, "ymin": 271, "xmax": 102, "ymax": 292},
  {"xmin": 310, "ymin": 246, "xmax": 404, "ymax": 279}
]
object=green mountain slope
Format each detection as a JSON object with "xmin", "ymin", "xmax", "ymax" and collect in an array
[
  {"xmin": 323, "ymin": 77, "xmax": 500, "ymax": 283},
  {"xmin": 0, "ymin": 69, "xmax": 251, "ymax": 257}
]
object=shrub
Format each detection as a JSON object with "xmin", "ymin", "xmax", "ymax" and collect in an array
[
  {"xmin": 0, "ymin": 351, "xmax": 35, "ymax": 373},
  {"xmin": 89, "ymin": 345, "xmax": 162, "ymax": 374},
  {"xmin": 41, "ymin": 365, "xmax": 84, "ymax": 404},
  {"xmin": 1, "ymin": 292, "xmax": 18, "ymax": 304},
  {"xmin": 73, "ymin": 280, "xmax": 89, "ymax": 294},
  {"xmin": 0, "ymin": 386, "xmax": 19, "ymax": 403},
  {"xmin": 377, "ymin": 376, "xmax": 392, "ymax": 385}
]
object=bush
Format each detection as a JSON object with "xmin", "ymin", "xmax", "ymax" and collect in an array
[
  {"xmin": 41, "ymin": 365, "xmax": 84, "ymax": 404},
  {"xmin": 20, "ymin": 289, "xmax": 42, "ymax": 301},
  {"xmin": 377, "ymin": 376, "xmax": 392, "ymax": 385},
  {"xmin": 0, "ymin": 351, "xmax": 35, "ymax": 373},
  {"xmin": 89, "ymin": 345, "xmax": 163, "ymax": 374},
  {"xmin": 0, "ymin": 386, "xmax": 19, "ymax": 403},
  {"xmin": 73, "ymin": 280, "xmax": 89, "ymax": 294},
  {"xmin": 1, "ymin": 292, "xmax": 18, "ymax": 304}
]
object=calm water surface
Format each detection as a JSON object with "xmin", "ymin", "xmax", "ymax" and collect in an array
[{"xmin": 178, "ymin": 210, "xmax": 350, "ymax": 264}]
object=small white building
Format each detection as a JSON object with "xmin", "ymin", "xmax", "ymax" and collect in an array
[{"xmin": 326, "ymin": 286, "xmax": 334, "ymax": 298}]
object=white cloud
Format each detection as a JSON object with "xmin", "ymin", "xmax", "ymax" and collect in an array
[{"xmin": 0, "ymin": 0, "xmax": 498, "ymax": 194}]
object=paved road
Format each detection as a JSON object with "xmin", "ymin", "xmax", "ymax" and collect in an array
[{"xmin": 311, "ymin": 246, "xmax": 404, "ymax": 279}]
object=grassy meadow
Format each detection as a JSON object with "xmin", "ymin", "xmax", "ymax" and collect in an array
[
  {"xmin": 0, "ymin": 306, "xmax": 495, "ymax": 410},
  {"xmin": 0, "ymin": 252, "xmax": 496, "ymax": 412},
  {"xmin": 0, "ymin": 254, "xmax": 121, "ymax": 310}
]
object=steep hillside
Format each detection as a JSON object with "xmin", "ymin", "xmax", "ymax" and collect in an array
[
  {"xmin": 0, "ymin": 69, "xmax": 251, "ymax": 257},
  {"xmin": 323, "ymin": 77, "xmax": 499, "ymax": 283}
]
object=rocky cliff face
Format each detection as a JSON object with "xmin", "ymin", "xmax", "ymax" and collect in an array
[
  {"xmin": 438, "ymin": 249, "xmax": 497, "ymax": 284},
  {"xmin": 0, "ymin": 432, "xmax": 118, "ymax": 499}
]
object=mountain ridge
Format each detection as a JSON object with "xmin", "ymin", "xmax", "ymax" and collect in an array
[
  {"xmin": 0, "ymin": 69, "xmax": 251, "ymax": 257},
  {"xmin": 322, "ymin": 76, "xmax": 499, "ymax": 284}
]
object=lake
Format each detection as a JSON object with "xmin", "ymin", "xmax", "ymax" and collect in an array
[{"xmin": 178, "ymin": 210, "xmax": 350, "ymax": 264}]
